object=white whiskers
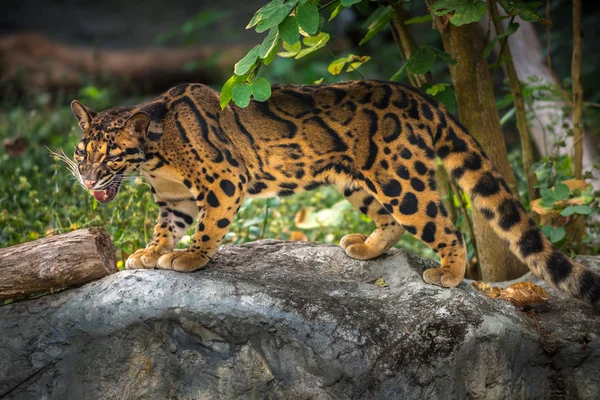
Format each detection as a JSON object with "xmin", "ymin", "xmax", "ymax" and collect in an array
[{"xmin": 47, "ymin": 147, "xmax": 86, "ymax": 189}]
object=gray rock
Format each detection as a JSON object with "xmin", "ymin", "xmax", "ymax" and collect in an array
[{"xmin": 0, "ymin": 240, "xmax": 599, "ymax": 399}]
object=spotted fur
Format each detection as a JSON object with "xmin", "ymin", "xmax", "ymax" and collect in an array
[{"xmin": 70, "ymin": 80, "xmax": 600, "ymax": 304}]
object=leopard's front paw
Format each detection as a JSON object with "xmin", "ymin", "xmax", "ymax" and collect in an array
[
  {"xmin": 157, "ymin": 250, "xmax": 208, "ymax": 272},
  {"xmin": 125, "ymin": 248, "xmax": 166, "ymax": 269}
]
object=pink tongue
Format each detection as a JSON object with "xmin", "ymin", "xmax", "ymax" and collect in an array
[{"xmin": 93, "ymin": 190, "xmax": 107, "ymax": 201}]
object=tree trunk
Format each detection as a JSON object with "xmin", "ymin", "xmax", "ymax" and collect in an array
[
  {"xmin": 0, "ymin": 228, "xmax": 117, "ymax": 301},
  {"xmin": 433, "ymin": 18, "xmax": 528, "ymax": 281}
]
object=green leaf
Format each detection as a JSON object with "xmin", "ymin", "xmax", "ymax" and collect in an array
[
  {"xmin": 279, "ymin": 16, "xmax": 300, "ymax": 44},
  {"xmin": 389, "ymin": 64, "xmax": 407, "ymax": 82},
  {"xmin": 358, "ymin": 6, "xmax": 393, "ymax": 46},
  {"xmin": 262, "ymin": 39, "xmax": 280, "ymax": 65},
  {"xmin": 406, "ymin": 46, "xmax": 436, "ymax": 75},
  {"xmin": 483, "ymin": 22, "xmax": 520, "ymax": 59},
  {"xmin": 404, "ymin": 14, "xmax": 433, "ymax": 25},
  {"xmin": 554, "ymin": 183, "xmax": 570, "ymax": 201},
  {"xmin": 293, "ymin": 32, "xmax": 330, "ymax": 59},
  {"xmin": 327, "ymin": 54, "xmax": 370, "ymax": 75},
  {"xmin": 573, "ymin": 205, "xmax": 592, "ymax": 215},
  {"xmin": 220, "ymin": 74, "xmax": 244, "ymax": 109},
  {"xmin": 296, "ymin": 3, "xmax": 319, "ymax": 35},
  {"xmin": 248, "ymin": 0, "xmax": 297, "ymax": 33},
  {"xmin": 429, "ymin": 46, "xmax": 457, "ymax": 65},
  {"xmin": 234, "ymin": 45, "xmax": 261, "ymax": 75},
  {"xmin": 341, "ymin": 0, "xmax": 361, "ymax": 6},
  {"xmin": 434, "ymin": 87, "xmax": 456, "ymax": 113},
  {"xmin": 259, "ymin": 28, "xmax": 280, "ymax": 58},
  {"xmin": 550, "ymin": 227, "xmax": 566, "ymax": 243},
  {"xmin": 232, "ymin": 82, "xmax": 252, "ymax": 108},
  {"xmin": 424, "ymin": 83, "xmax": 449, "ymax": 96},
  {"xmin": 496, "ymin": 0, "xmax": 548, "ymax": 24},
  {"xmin": 251, "ymin": 77, "xmax": 272, "ymax": 102},
  {"xmin": 328, "ymin": 58, "xmax": 348, "ymax": 75},
  {"xmin": 560, "ymin": 206, "xmax": 576, "ymax": 217},
  {"xmin": 330, "ymin": 2, "xmax": 345, "ymax": 21},
  {"xmin": 431, "ymin": 0, "xmax": 487, "ymax": 26}
]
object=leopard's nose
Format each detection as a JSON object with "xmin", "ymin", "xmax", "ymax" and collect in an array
[{"xmin": 83, "ymin": 179, "xmax": 97, "ymax": 189}]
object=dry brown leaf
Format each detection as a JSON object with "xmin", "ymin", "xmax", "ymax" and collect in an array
[
  {"xmin": 294, "ymin": 207, "xmax": 307, "ymax": 225},
  {"xmin": 289, "ymin": 231, "xmax": 309, "ymax": 241},
  {"xmin": 500, "ymin": 282, "xmax": 548, "ymax": 307},
  {"xmin": 561, "ymin": 179, "xmax": 590, "ymax": 192},
  {"xmin": 472, "ymin": 281, "xmax": 502, "ymax": 299},
  {"xmin": 473, "ymin": 281, "xmax": 548, "ymax": 307}
]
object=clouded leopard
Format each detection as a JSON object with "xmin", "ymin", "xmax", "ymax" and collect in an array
[{"xmin": 69, "ymin": 80, "xmax": 599, "ymax": 304}]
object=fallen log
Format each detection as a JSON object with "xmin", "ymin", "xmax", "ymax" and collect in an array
[{"xmin": 0, "ymin": 228, "xmax": 117, "ymax": 301}]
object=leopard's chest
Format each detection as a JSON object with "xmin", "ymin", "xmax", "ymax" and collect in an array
[{"xmin": 141, "ymin": 168, "xmax": 192, "ymax": 200}]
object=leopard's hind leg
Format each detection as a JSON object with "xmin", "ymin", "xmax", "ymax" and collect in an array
[
  {"xmin": 359, "ymin": 165, "xmax": 467, "ymax": 288},
  {"xmin": 337, "ymin": 183, "xmax": 404, "ymax": 260}
]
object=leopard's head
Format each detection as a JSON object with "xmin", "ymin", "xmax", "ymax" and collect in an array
[{"xmin": 69, "ymin": 100, "xmax": 150, "ymax": 203}]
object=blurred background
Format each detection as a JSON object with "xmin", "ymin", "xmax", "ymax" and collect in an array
[{"xmin": 1, "ymin": 0, "xmax": 599, "ymax": 270}]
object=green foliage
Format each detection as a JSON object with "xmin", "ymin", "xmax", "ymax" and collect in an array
[
  {"xmin": 358, "ymin": 6, "xmax": 394, "ymax": 46},
  {"xmin": 483, "ymin": 22, "xmax": 520, "ymax": 59},
  {"xmin": 279, "ymin": 16, "xmax": 300, "ymax": 44},
  {"xmin": 296, "ymin": 3, "xmax": 320, "ymax": 35},
  {"xmin": 430, "ymin": 0, "xmax": 488, "ymax": 26},
  {"xmin": 327, "ymin": 54, "xmax": 371, "ymax": 76},
  {"xmin": 406, "ymin": 46, "xmax": 436, "ymax": 75},
  {"xmin": 246, "ymin": 0, "xmax": 296, "ymax": 33},
  {"xmin": 496, "ymin": 0, "xmax": 547, "ymax": 23}
]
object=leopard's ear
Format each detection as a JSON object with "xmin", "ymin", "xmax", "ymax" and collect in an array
[
  {"xmin": 71, "ymin": 100, "xmax": 96, "ymax": 131},
  {"xmin": 123, "ymin": 112, "xmax": 150, "ymax": 137}
]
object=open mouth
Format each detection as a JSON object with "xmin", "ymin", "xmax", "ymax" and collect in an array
[{"xmin": 91, "ymin": 181, "xmax": 122, "ymax": 203}]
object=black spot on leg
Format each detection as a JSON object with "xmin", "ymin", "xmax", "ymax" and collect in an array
[
  {"xmin": 220, "ymin": 180, "xmax": 236, "ymax": 197},
  {"xmin": 439, "ymin": 203, "xmax": 448, "ymax": 217},
  {"xmin": 183, "ymin": 179, "xmax": 192, "ymax": 188},
  {"xmin": 421, "ymin": 222, "xmax": 436, "ymax": 243},
  {"xmin": 414, "ymin": 161, "xmax": 427, "ymax": 175},
  {"xmin": 207, "ymin": 191, "xmax": 220, "ymax": 207},
  {"xmin": 410, "ymin": 178, "xmax": 425, "ymax": 192},
  {"xmin": 382, "ymin": 179, "xmax": 402, "ymax": 197},
  {"xmin": 396, "ymin": 165, "xmax": 410, "ymax": 180},
  {"xmin": 498, "ymin": 198, "xmax": 521, "ymax": 230},
  {"xmin": 217, "ymin": 218, "xmax": 231, "ymax": 228},
  {"xmin": 400, "ymin": 193, "xmax": 418, "ymax": 215},
  {"xmin": 403, "ymin": 225, "xmax": 417, "ymax": 235},
  {"xmin": 365, "ymin": 179, "xmax": 378, "ymax": 193},
  {"xmin": 426, "ymin": 201, "xmax": 438, "ymax": 218}
]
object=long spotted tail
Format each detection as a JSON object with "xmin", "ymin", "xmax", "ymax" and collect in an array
[{"xmin": 435, "ymin": 112, "xmax": 600, "ymax": 305}]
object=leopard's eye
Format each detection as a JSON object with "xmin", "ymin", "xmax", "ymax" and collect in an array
[
  {"xmin": 75, "ymin": 148, "xmax": 86, "ymax": 157},
  {"xmin": 105, "ymin": 156, "xmax": 123, "ymax": 163}
]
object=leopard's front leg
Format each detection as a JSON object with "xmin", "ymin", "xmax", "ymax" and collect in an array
[
  {"xmin": 157, "ymin": 181, "xmax": 244, "ymax": 272},
  {"xmin": 126, "ymin": 198, "xmax": 198, "ymax": 269}
]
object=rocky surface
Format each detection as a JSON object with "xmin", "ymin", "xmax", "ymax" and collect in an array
[{"xmin": 0, "ymin": 240, "xmax": 599, "ymax": 399}]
